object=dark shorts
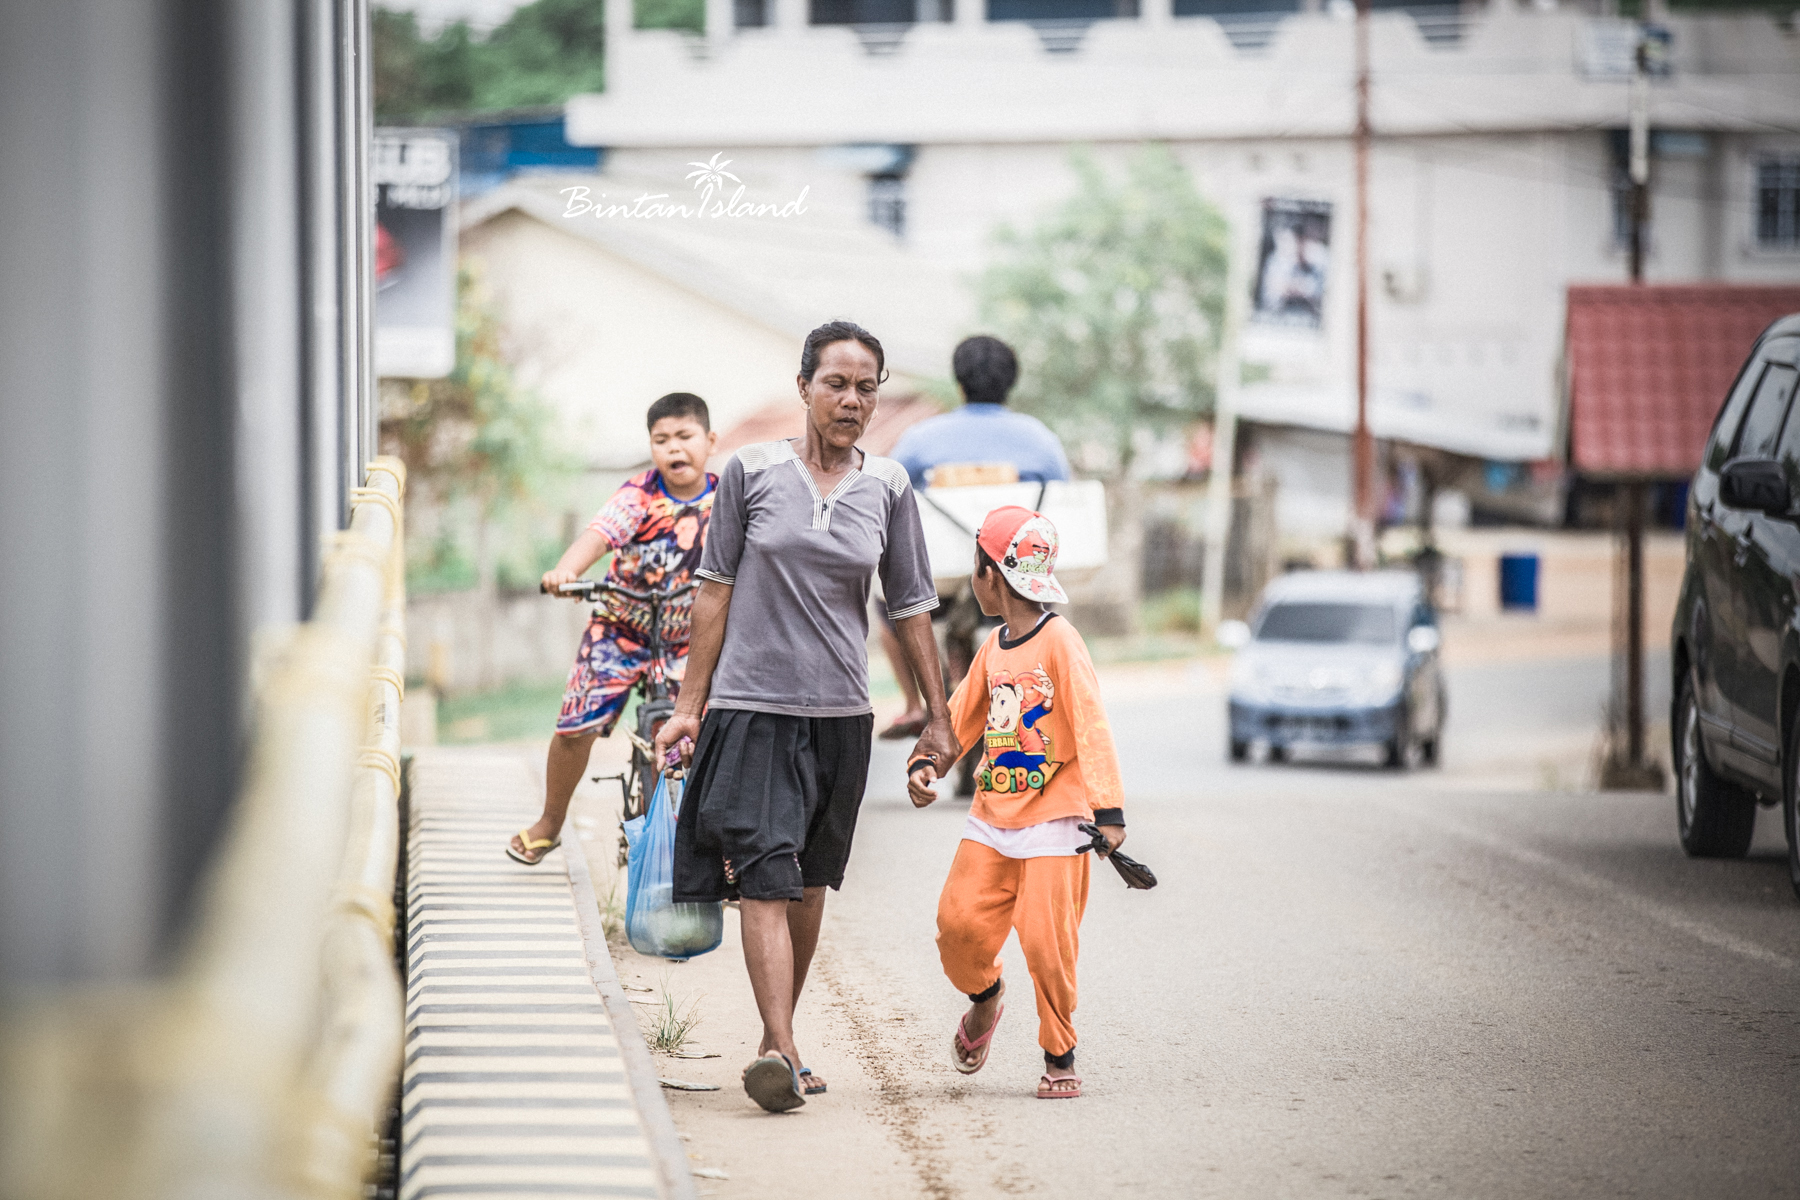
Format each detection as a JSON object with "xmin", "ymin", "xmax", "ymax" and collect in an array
[{"xmin": 672, "ymin": 708, "xmax": 874, "ymax": 903}]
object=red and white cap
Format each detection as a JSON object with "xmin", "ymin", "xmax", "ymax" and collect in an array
[{"xmin": 976, "ymin": 505, "xmax": 1067, "ymax": 605}]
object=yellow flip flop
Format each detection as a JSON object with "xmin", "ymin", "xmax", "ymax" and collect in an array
[{"xmin": 506, "ymin": 830, "xmax": 561, "ymax": 866}]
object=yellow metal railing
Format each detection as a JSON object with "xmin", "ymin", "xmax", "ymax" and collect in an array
[{"xmin": 1, "ymin": 458, "xmax": 409, "ymax": 1200}]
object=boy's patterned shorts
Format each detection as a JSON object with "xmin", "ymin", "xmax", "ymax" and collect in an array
[{"xmin": 556, "ymin": 617, "xmax": 687, "ymax": 736}]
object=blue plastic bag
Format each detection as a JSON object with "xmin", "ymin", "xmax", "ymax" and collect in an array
[{"xmin": 622, "ymin": 773, "xmax": 723, "ymax": 960}]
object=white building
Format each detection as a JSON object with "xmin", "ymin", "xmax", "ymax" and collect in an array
[
  {"xmin": 554, "ymin": 0, "xmax": 1800, "ymax": 535},
  {"xmin": 460, "ymin": 174, "xmax": 963, "ymax": 459}
]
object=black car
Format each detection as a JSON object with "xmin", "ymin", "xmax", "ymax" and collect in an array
[{"xmin": 1672, "ymin": 312, "xmax": 1800, "ymax": 897}]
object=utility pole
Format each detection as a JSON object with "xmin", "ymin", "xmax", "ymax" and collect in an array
[
  {"xmin": 1350, "ymin": 0, "xmax": 1376, "ymax": 570},
  {"xmin": 1201, "ymin": 209, "xmax": 1252, "ymax": 633},
  {"xmin": 1627, "ymin": 35, "xmax": 1650, "ymax": 285},
  {"xmin": 1603, "ymin": 27, "xmax": 1660, "ymax": 788},
  {"xmin": 1625, "ymin": 31, "xmax": 1649, "ymax": 773}
]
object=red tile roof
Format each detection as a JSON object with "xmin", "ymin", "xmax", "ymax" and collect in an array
[{"xmin": 1567, "ymin": 284, "xmax": 1800, "ymax": 479}]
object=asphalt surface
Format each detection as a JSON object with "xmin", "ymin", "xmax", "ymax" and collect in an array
[{"xmin": 795, "ymin": 650, "xmax": 1800, "ymax": 1199}]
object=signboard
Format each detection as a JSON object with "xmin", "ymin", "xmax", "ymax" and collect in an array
[
  {"xmin": 1579, "ymin": 20, "xmax": 1672, "ymax": 80},
  {"xmin": 374, "ymin": 128, "xmax": 457, "ymax": 379},
  {"xmin": 1250, "ymin": 198, "xmax": 1332, "ymax": 331}
]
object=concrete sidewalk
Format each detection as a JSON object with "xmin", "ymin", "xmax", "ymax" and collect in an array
[{"xmin": 401, "ymin": 747, "xmax": 696, "ymax": 1200}]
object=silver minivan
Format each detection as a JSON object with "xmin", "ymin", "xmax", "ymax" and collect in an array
[{"xmin": 1220, "ymin": 570, "xmax": 1446, "ymax": 768}]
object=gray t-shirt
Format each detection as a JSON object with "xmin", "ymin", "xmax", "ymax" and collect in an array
[{"xmin": 697, "ymin": 440, "xmax": 939, "ymax": 717}]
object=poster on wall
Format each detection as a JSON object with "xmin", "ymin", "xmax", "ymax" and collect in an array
[
  {"xmin": 1250, "ymin": 198, "xmax": 1332, "ymax": 331},
  {"xmin": 374, "ymin": 128, "xmax": 458, "ymax": 379}
]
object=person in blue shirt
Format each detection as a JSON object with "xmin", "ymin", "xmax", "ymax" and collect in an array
[
  {"xmin": 890, "ymin": 336, "xmax": 1072, "ymax": 490},
  {"xmin": 878, "ymin": 337, "xmax": 1071, "ymax": 793}
]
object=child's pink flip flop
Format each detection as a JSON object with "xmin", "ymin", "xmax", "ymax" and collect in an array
[
  {"xmin": 952, "ymin": 1004, "xmax": 1003, "ymax": 1075},
  {"xmin": 1036, "ymin": 1073, "xmax": 1082, "ymax": 1099}
]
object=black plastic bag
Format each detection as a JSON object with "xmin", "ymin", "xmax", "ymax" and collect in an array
[{"xmin": 1076, "ymin": 822, "xmax": 1157, "ymax": 890}]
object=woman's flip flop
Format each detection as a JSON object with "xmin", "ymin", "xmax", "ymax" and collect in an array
[
  {"xmin": 951, "ymin": 1003, "xmax": 1004, "ymax": 1075},
  {"xmin": 1036, "ymin": 1073, "xmax": 1082, "ymax": 1099},
  {"xmin": 799, "ymin": 1067, "xmax": 826, "ymax": 1095},
  {"xmin": 742, "ymin": 1052, "xmax": 805, "ymax": 1113},
  {"xmin": 506, "ymin": 830, "xmax": 560, "ymax": 866}
]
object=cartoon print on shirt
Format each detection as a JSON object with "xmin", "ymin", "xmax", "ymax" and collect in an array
[{"xmin": 979, "ymin": 665, "xmax": 1063, "ymax": 794}]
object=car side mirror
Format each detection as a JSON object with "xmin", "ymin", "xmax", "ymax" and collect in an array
[
  {"xmin": 1216, "ymin": 619, "xmax": 1252, "ymax": 650},
  {"xmin": 1720, "ymin": 458, "xmax": 1791, "ymax": 516},
  {"xmin": 1406, "ymin": 625, "xmax": 1441, "ymax": 654}
]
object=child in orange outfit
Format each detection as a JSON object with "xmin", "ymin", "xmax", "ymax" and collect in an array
[{"xmin": 907, "ymin": 506, "xmax": 1126, "ymax": 1100}]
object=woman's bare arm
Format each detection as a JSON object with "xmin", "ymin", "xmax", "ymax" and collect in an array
[
  {"xmin": 894, "ymin": 612, "xmax": 959, "ymax": 803},
  {"xmin": 653, "ymin": 578, "xmax": 732, "ymax": 766}
]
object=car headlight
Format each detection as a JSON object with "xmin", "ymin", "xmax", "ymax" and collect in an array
[
  {"xmin": 1230, "ymin": 658, "xmax": 1274, "ymax": 703},
  {"xmin": 1354, "ymin": 660, "xmax": 1403, "ymax": 703}
]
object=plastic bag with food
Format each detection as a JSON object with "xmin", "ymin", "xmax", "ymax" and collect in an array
[{"xmin": 623, "ymin": 773, "xmax": 723, "ymax": 959}]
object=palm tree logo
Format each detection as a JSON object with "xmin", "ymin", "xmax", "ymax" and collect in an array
[{"xmin": 685, "ymin": 153, "xmax": 741, "ymax": 202}]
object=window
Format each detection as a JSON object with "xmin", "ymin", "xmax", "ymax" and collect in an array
[
  {"xmin": 1757, "ymin": 156, "xmax": 1800, "ymax": 250},
  {"xmin": 735, "ymin": 0, "xmax": 767, "ymax": 26},
  {"xmin": 868, "ymin": 174, "xmax": 905, "ymax": 238},
  {"xmin": 1256, "ymin": 603, "xmax": 1398, "ymax": 645},
  {"xmin": 1707, "ymin": 357, "xmax": 1765, "ymax": 472},
  {"xmin": 1775, "ymin": 369, "xmax": 1800, "ymax": 491},
  {"xmin": 1732, "ymin": 363, "xmax": 1799, "ymax": 459},
  {"xmin": 810, "ymin": 0, "xmax": 914, "ymax": 22}
]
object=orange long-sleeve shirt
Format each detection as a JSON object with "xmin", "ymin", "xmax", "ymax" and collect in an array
[{"xmin": 946, "ymin": 614, "xmax": 1125, "ymax": 828}]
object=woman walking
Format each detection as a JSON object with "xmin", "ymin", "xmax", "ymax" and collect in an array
[{"xmin": 654, "ymin": 320, "xmax": 957, "ymax": 1112}]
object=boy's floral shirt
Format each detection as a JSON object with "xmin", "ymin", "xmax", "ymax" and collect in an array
[{"xmin": 585, "ymin": 468, "xmax": 716, "ymax": 641}]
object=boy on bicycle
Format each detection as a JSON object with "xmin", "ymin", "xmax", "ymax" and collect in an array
[{"xmin": 508, "ymin": 392, "xmax": 718, "ymax": 865}]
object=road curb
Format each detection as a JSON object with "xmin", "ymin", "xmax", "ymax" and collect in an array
[{"xmin": 565, "ymin": 833, "xmax": 701, "ymax": 1200}]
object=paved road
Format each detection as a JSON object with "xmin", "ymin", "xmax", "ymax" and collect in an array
[{"xmin": 782, "ymin": 650, "xmax": 1799, "ymax": 1199}]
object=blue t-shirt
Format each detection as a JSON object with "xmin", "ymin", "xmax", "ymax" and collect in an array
[{"xmin": 890, "ymin": 403, "xmax": 1072, "ymax": 490}]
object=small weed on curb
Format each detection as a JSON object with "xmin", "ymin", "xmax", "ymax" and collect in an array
[{"xmin": 646, "ymin": 974, "xmax": 703, "ymax": 1055}]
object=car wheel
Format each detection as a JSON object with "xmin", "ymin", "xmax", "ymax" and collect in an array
[
  {"xmin": 1268, "ymin": 744, "xmax": 1289, "ymax": 764},
  {"xmin": 1383, "ymin": 705, "xmax": 1412, "ymax": 770},
  {"xmin": 1229, "ymin": 738, "xmax": 1249, "ymax": 763},
  {"xmin": 1424, "ymin": 690, "xmax": 1446, "ymax": 767},
  {"xmin": 1785, "ymin": 719, "xmax": 1800, "ymax": 900},
  {"xmin": 1675, "ymin": 673, "xmax": 1756, "ymax": 858}
]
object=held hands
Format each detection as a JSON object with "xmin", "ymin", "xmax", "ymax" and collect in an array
[
  {"xmin": 907, "ymin": 758, "xmax": 940, "ymax": 807},
  {"xmin": 905, "ymin": 717, "xmax": 960, "ymax": 809},
  {"xmin": 653, "ymin": 710, "xmax": 702, "ymax": 771}
]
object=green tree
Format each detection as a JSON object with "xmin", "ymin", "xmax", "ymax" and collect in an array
[
  {"xmin": 976, "ymin": 145, "xmax": 1229, "ymax": 478},
  {"xmin": 474, "ymin": 0, "xmax": 608, "ymax": 110},
  {"xmin": 383, "ymin": 267, "xmax": 571, "ymax": 673},
  {"xmin": 635, "ymin": 0, "xmax": 707, "ymax": 31},
  {"xmin": 373, "ymin": 9, "xmax": 478, "ymax": 118},
  {"xmin": 373, "ymin": 0, "xmax": 621, "ymax": 122}
]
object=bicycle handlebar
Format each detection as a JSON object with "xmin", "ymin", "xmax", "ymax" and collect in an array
[{"xmin": 542, "ymin": 579, "xmax": 700, "ymax": 603}]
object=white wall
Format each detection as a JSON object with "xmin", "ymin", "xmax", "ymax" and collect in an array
[
  {"xmin": 463, "ymin": 209, "xmax": 803, "ymax": 467},
  {"xmin": 570, "ymin": 6, "xmax": 1800, "ymax": 469}
]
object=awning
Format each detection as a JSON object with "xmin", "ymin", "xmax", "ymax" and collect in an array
[{"xmin": 1567, "ymin": 284, "xmax": 1800, "ymax": 480}]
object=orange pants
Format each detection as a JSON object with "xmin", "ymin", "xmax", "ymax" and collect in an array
[{"xmin": 935, "ymin": 839, "xmax": 1091, "ymax": 1056}]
